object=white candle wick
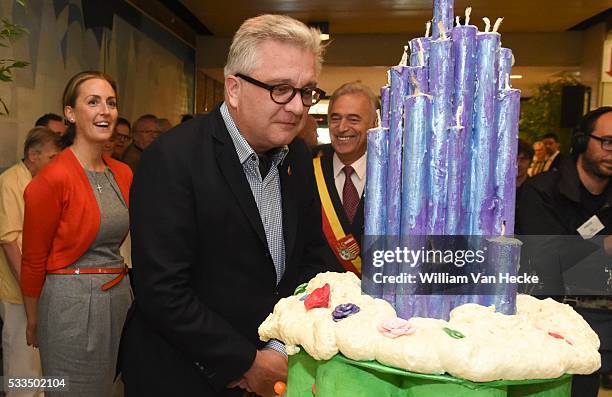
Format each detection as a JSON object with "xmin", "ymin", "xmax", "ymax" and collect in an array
[
  {"xmin": 456, "ymin": 16, "xmax": 461, "ymax": 27},
  {"xmin": 465, "ymin": 7, "xmax": 472, "ymax": 26},
  {"xmin": 399, "ymin": 45, "xmax": 409, "ymax": 66},
  {"xmin": 417, "ymin": 39, "xmax": 425, "ymax": 66},
  {"xmin": 505, "ymin": 73, "xmax": 511, "ymax": 90},
  {"xmin": 387, "ymin": 70, "xmax": 391, "ymax": 86},
  {"xmin": 425, "ymin": 21, "xmax": 431, "ymax": 38},
  {"xmin": 483, "ymin": 17, "xmax": 491, "ymax": 33},
  {"xmin": 501, "ymin": 221, "xmax": 506, "ymax": 236},
  {"xmin": 493, "ymin": 17, "xmax": 504, "ymax": 33},
  {"xmin": 376, "ymin": 109, "xmax": 382, "ymax": 128},
  {"xmin": 437, "ymin": 21, "xmax": 447, "ymax": 39}
]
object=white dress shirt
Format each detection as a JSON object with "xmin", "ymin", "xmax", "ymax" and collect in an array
[{"xmin": 333, "ymin": 152, "xmax": 367, "ymax": 203}]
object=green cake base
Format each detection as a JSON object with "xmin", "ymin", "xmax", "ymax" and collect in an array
[{"xmin": 287, "ymin": 350, "xmax": 572, "ymax": 397}]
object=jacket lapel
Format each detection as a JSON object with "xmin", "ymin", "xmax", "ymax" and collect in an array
[
  {"xmin": 211, "ymin": 111, "xmax": 269, "ymax": 250},
  {"xmin": 279, "ymin": 154, "xmax": 297, "ymax": 266}
]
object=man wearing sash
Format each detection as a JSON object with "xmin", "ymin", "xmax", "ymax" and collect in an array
[{"xmin": 313, "ymin": 82, "xmax": 378, "ymax": 276}]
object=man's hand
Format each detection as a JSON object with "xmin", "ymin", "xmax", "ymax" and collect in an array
[{"xmin": 242, "ymin": 348, "xmax": 287, "ymax": 397}]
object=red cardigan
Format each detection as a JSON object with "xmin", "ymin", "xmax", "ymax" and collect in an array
[{"xmin": 20, "ymin": 149, "xmax": 132, "ymax": 297}]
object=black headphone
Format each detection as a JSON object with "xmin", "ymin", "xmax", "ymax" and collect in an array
[
  {"xmin": 571, "ymin": 129, "xmax": 588, "ymax": 155},
  {"xmin": 571, "ymin": 106, "xmax": 612, "ymax": 155}
]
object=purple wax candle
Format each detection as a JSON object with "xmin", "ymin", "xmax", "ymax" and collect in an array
[
  {"xmin": 364, "ymin": 127, "xmax": 389, "ymax": 299},
  {"xmin": 467, "ymin": 28, "xmax": 500, "ymax": 236},
  {"xmin": 409, "ymin": 37, "xmax": 431, "ymax": 73},
  {"xmin": 400, "ymin": 90, "xmax": 431, "ymax": 236},
  {"xmin": 365, "ymin": 127, "xmax": 389, "ymax": 238},
  {"xmin": 452, "ymin": 20, "xmax": 478, "ymax": 235},
  {"xmin": 427, "ymin": 26, "xmax": 454, "ymax": 236},
  {"xmin": 386, "ymin": 65, "xmax": 410, "ymax": 237},
  {"xmin": 432, "ymin": 0, "xmax": 455, "ymax": 40},
  {"xmin": 493, "ymin": 81, "xmax": 521, "ymax": 235},
  {"xmin": 396, "ymin": 88, "xmax": 431, "ymax": 320},
  {"xmin": 384, "ymin": 64, "xmax": 409, "ymax": 307},
  {"xmin": 380, "ymin": 85, "xmax": 390, "ymax": 129}
]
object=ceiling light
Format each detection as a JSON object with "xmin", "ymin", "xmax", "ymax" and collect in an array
[{"xmin": 510, "ymin": 75, "xmax": 523, "ymax": 79}]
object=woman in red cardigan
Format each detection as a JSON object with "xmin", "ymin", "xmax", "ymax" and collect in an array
[{"xmin": 21, "ymin": 71, "xmax": 133, "ymax": 396}]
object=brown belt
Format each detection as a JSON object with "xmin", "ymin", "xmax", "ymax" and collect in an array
[{"xmin": 47, "ymin": 265, "xmax": 128, "ymax": 291}]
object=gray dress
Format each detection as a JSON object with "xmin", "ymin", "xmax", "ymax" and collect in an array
[{"xmin": 38, "ymin": 167, "xmax": 132, "ymax": 396}]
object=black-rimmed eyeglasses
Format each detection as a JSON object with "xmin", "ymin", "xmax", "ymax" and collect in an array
[
  {"xmin": 589, "ymin": 135, "xmax": 612, "ymax": 151},
  {"xmin": 236, "ymin": 73, "xmax": 325, "ymax": 107}
]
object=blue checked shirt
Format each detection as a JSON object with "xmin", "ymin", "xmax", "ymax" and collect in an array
[{"xmin": 221, "ymin": 103, "xmax": 288, "ymax": 355}]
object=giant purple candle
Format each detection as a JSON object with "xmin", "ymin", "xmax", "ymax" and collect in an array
[
  {"xmin": 386, "ymin": 65, "xmax": 410, "ymax": 236},
  {"xmin": 427, "ymin": 24, "xmax": 454, "ymax": 236},
  {"xmin": 451, "ymin": 14, "xmax": 478, "ymax": 235},
  {"xmin": 363, "ymin": 127, "xmax": 389, "ymax": 299},
  {"xmin": 365, "ymin": 127, "xmax": 389, "ymax": 237},
  {"xmin": 380, "ymin": 85, "xmax": 390, "ymax": 129},
  {"xmin": 396, "ymin": 84, "xmax": 431, "ymax": 320},
  {"xmin": 409, "ymin": 37, "xmax": 431, "ymax": 69},
  {"xmin": 432, "ymin": 0, "xmax": 454, "ymax": 40},
  {"xmin": 493, "ymin": 79, "xmax": 521, "ymax": 235},
  {"xmin": 400, "ymin": 84, "xmax": 431, "ymax": 236},
  {"xmin": 467, "ymin": 26, "xmax": 500, "ymax": 236}
]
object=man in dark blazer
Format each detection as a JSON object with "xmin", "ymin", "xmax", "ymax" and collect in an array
[
  {"xmin": 119, "ymin": 15, "xmax": 332, "ymax": 397},
  {"xmin": 313, "ymin": 82, "xmax": 378, "ymax": 275}
]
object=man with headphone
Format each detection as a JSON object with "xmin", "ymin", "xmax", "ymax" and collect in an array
[{"xmin": 517, "ymin": 107, "xmax": 612, "ymax": 397}]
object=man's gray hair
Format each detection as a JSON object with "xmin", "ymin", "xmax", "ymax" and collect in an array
[
  {"xmin": 224, "ymin": 14, "xmax": 325, "ymax": 78},
  {"xmin": 328, "ymin": 81, "xmax": 380, "ymax": 121}
]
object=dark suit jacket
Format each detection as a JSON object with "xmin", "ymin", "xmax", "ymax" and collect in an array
[
  {"xmin": 119, "ymin": 106, "xmax": 333, "ymax": 396},
  {"xmin": 316, "ymin": 144, "xmax": 365, "ymax": 272}
]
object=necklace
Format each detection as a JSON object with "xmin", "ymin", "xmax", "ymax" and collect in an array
[
  {"xmin": 89, "ymin": 171, "xmax": 104, "ymax": 193},
  {"xmin": 71, "ymin": 148, "xmax": 105, "ymax": 193}
]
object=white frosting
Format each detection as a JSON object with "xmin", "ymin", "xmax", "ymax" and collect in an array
[{"xmin": 258, "ymin": 272, "xmax": 601, "ymax": 382}]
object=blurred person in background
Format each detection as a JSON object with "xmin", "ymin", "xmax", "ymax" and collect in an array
[
  {"xmin": 542, "ymin": 132, "xmax": 563, "ymax": 172},
  {"xmin": 121, "ymin": 114, "xmax": 159, "ymax": 172},
  {"xmin": 157, "ymin": 118, "xmax": 172, "ymax": 133},
  {"xmin": 113, "ymin": 117, "xmax": 132, "ymax": 160},
  {"xmin": 0, "ymin": 127, "xmax": 61, "ymax": 397},
  {"xmin": 35, "ymin": 113, "xmax": 66, "ymax": 135},
  {"xmin": 529, "ymin": 140, "xmax": 546, "ymax": 176}
]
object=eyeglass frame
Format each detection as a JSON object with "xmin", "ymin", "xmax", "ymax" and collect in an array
[
  {"xmin": 235, "ymin": 73, "xmax": 325, "ymax": 106},
  {"xmin": 588, "ymin": 134, "xmax": 612, "ymax": 151}
]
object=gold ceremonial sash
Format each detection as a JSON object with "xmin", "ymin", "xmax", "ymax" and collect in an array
[{"xmin": 313, "ymin": 157, "xmax": 362, "ymax": 275}]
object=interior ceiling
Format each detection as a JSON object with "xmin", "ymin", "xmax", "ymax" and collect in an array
[{"xmin": 180, "ymin": 0, "xmax": 611, "ymax": 36}]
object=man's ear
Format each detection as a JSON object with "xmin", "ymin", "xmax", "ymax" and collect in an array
[{"xmin": 225, "ymin": 76, "xmax": 241, "ymax": 109}]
